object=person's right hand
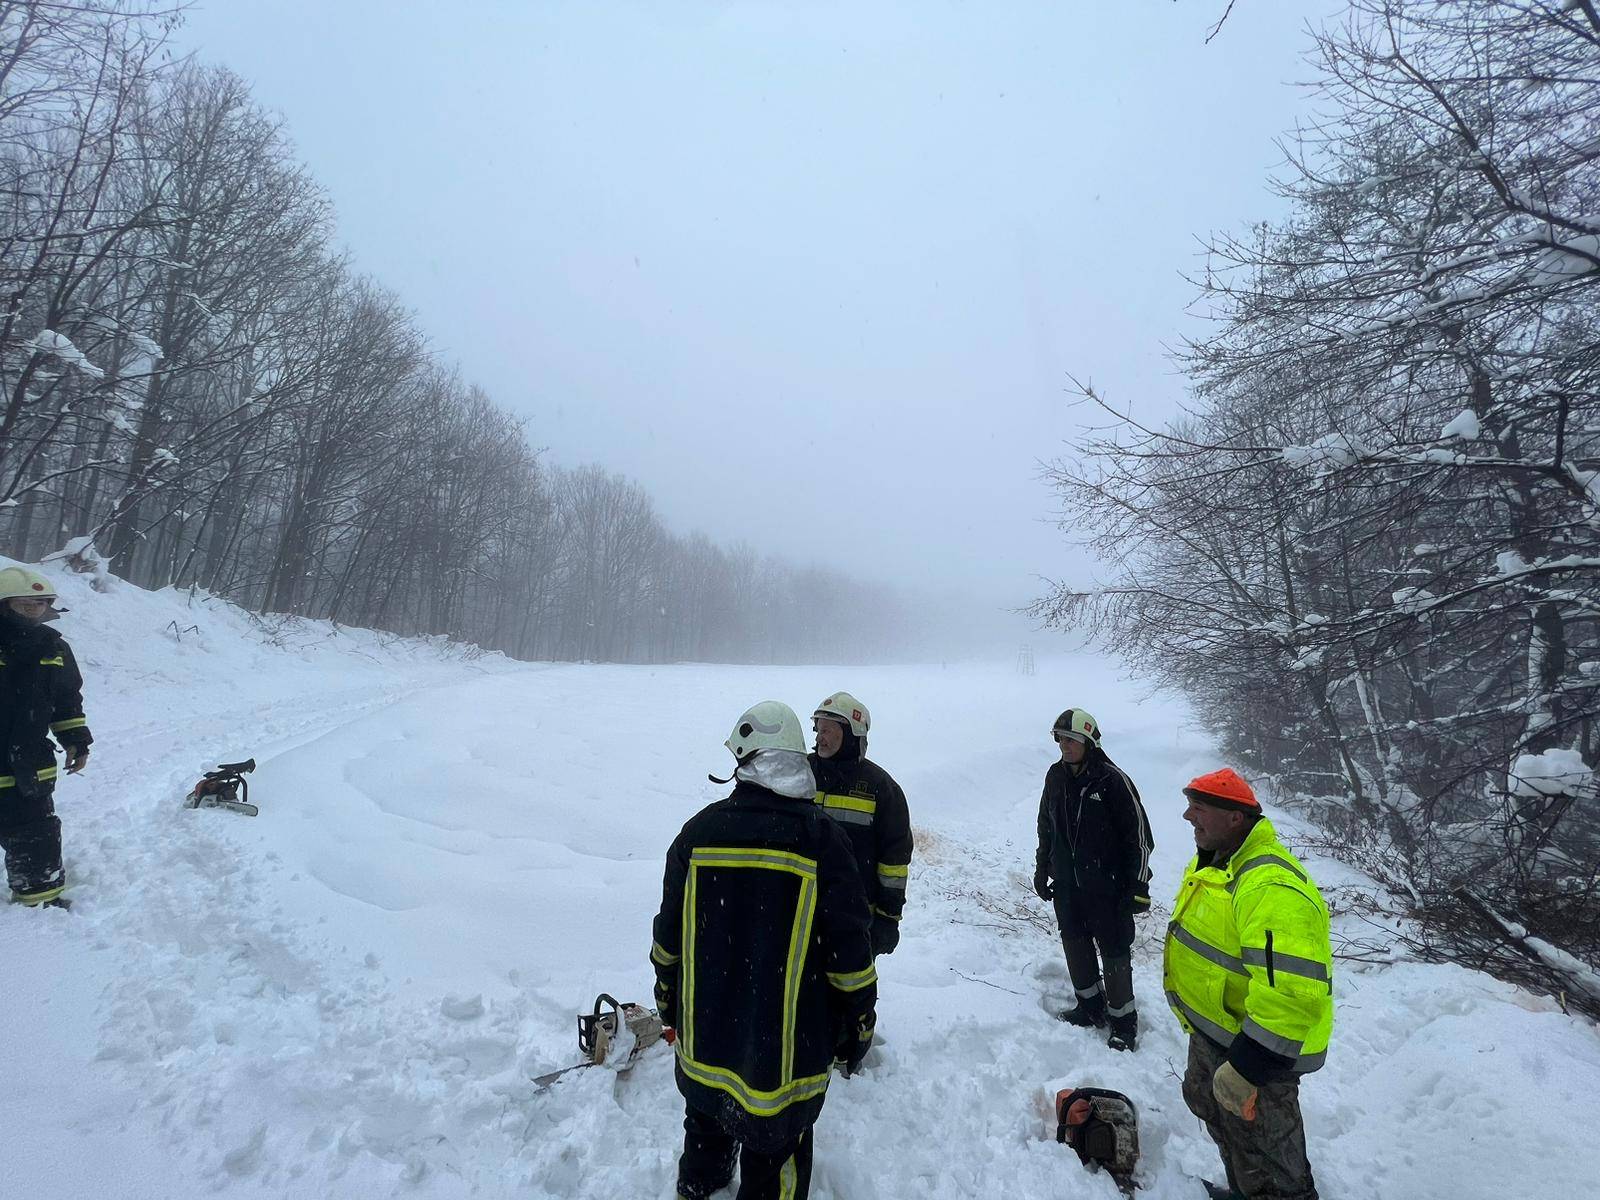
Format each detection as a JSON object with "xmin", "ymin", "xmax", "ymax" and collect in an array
[
  {"xmin": 1212, "ymin": 1061, "xmax": 1258, "ymax": 1121},
  {"xmin": 1033, "ymin": 869, "xmax": 1054, "ymax": 901}
]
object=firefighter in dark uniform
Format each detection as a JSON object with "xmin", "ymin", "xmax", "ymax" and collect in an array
[
  {"xmin": 652, "ymin": 701, "xmax": 876, "ymax": 1200},
  {"xmin": 1034, "ymin": 707, "xmax": 1153, "ymax": 1051},
  {"xmin": 808, "ymin": 691, "xmax": 912, "ymax": 958},
  {"xmin": 0, "ymin": 566, "xmax": 93, "ymax": 907}
]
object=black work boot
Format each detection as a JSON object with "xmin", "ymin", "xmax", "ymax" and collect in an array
[
  {"xmin": 1107, "ymin": 1011, "xmax": 1138, "ymax": 1052},
  {"xmin": 1057, "ymin": 994, "xmax": 1107, "ymax": 1027}
]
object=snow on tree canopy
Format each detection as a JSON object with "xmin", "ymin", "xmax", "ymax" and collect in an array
[
  {"xmin": 1281, "ymin": 432, "xmax": 1369, "ymax": 469},
  {"xmin": 1532, "ymin": 234, "xmax": 1600, "ymax": 284},
  {"xmin": 1510, "ymin": 748, "xmax": 1595, "ymax": 800},
  {"xmin": 1441, "ymin": 410, "xmax": 1480, "ymax": 440},
  {"xmin": 26, "ymin": 329, "xmax": 104, "ymax": 379},
  {"xmin": 1391, "ymin": 587, "xmax": 1437, "ymax": 615}
]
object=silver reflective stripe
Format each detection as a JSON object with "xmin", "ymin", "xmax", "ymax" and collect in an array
[
  {"xmin": 1106, "ymin": 998, "xmax": 1136, "ymax": 1018},
  {"xmin": 1240, "ymin": 1016, "xmax": 1304, "ymax": 1058},
  {"xmin": 876, "ymin": 871, "xmax": 907, "ymax": 890},
  {"xmin": 1226, "ymin": 854, "xmax": 1306, "ymax": 893},
  {"xmin": 823, "ymin": 808, "xmax": 874, "ymax": 826},
  {"xmin": 1241, "ymin": 946, "xmax": 1330, "ymax": 984},
  {"xmin": 1168, "ymin": 923, "xmax": 1248, "ymax": 976},
  {"xmin": 1076, "ymin": 981, "xmax": 1104, "ymax": 999},
  {"xmin": 1165, "ymin": 989, "xmax": 1236, "ymax": 1046},
  {"xmin": 1239, "ymin": 1018, "xmax": 1326, "ymax": 1072}
]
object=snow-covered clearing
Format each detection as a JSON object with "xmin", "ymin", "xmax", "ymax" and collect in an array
[{"xmin": 7, "ymin": 565, "xmax": 1599, "ymax": 1199}]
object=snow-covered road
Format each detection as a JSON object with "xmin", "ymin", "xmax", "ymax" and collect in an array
[{"xmin": 7, "ymin": 570, "xmax": 1600, "ymax": 1199}]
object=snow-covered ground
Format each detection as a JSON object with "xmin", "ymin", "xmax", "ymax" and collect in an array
[{"xmin": 8, "ymin": 564, "xmax": 1600, "ymax": 1199}]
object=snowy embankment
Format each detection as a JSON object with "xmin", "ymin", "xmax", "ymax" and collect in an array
[{"xmin": 7, "ymin": 565, "xmax": 1600, "ymax": 1199}]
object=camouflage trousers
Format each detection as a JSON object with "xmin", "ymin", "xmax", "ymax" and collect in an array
[{"xmin": 1181, "ymin": 1035, "xmax": 1318, "ymax": 1200}]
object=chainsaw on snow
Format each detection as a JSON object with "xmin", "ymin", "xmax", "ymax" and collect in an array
[
  {"xmin": 183, "ymin": 758, "xmax": 258, "ymax": 816},
  {"xmin": 532, "ymin": 993, "xmax": 675, "ymax": 1090}
]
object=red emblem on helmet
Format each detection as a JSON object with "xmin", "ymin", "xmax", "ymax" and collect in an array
[
  {"xmin": 852, "ymin": 709, "xmax": 862, "ymax": 722},
  {"xmin": 31, "ymin": 583, "xmax": 44, "ymax": 591}
]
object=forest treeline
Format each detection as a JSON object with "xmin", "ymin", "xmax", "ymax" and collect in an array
[
  {"xmin": 1038, "ymin": 0, "xmax": 1600, "ymax": 1006},
  {"xmin": 0, "ymin": 1, "xmax": 908, "ymax": 664}
]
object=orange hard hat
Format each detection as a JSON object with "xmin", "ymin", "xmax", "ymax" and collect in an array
[{"xmin": 1182, "ymin": 768, "xmax": 1260, "ymax": 812}]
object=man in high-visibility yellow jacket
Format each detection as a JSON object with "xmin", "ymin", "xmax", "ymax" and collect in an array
[{"xmin": 1164, "ymin": 768, "xmax": 1332, "ymax": 1200}]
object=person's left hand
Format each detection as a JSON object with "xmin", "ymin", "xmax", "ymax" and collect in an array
[{"xmin": 64, "ymin": 745, "xmax": 90, "ymax": 774}]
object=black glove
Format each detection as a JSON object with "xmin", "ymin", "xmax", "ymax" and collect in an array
[
  {"xmin": 1033, "ymin": 868, "xmax": 1054, "ymax": 901},
  {"xmin": 870, "ymin": 916, "xmax": 900, "ymax": 956},
  {"xmin": 835, "ymin": 1010, "xmax": 874, "ymax": 1074},
  {"xmin": 654, "ymin": 975, "xmax": 677, "ymax": 1029},
  {"xmin": 1131, "ymin": 888, "xmax": 1151, "ymax": 917}
]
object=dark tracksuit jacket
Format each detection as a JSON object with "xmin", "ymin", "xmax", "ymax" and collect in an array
[
  {"xmin": 1034, "ymin": 748, "xmax": 1153, "ymax": 951},
  {"xmin": 808, "ymin": 750, "xmax": 913, "ymax": 954},
  {"xmin": 0, "ymin": 614, "xmax": 92, "ymax": 898},
  {"xmin": 651, "ymin": 780, "xmax": 876, "ymax": 1151}
]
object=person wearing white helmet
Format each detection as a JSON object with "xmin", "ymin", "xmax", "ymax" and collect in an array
[
  {"xmin": 652, "ymin": 701, "xmax": 875, "ymax": 1200},
  {"xmin": 1034, "ymin": 707, "xmax": 1154, "ymax": 1051},
  {"xmin": 808, "ymin": 691, "xmax": 913, "ymax": 958},
  {"xmin": 0, "ymin": 565, "xmax": 93, "ymax": 908}
]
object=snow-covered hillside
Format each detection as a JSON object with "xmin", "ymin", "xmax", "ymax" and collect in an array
[{"xmin": 7, "ymin": 565, "xmax": 1599, "ymax": 1199}]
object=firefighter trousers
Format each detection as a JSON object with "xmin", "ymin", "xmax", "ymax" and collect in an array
[
  {"xmin": 0, "ymin": 782, "xmax": 64, "ymax": 901},
  {"xmin": 677, "ymin": 1103, "xmax": 814, "ymax": 1200}
]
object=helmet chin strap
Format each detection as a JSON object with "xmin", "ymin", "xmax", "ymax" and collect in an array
[{"xmin": 707, "ymin": 770, "xmax": 735, "ymax": 785}]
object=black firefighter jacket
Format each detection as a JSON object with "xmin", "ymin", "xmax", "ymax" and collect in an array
[
  {"xmin": 0, "ymin": 615, "xmax": 92, "ymax": 799},
  {"xmin": 1035, "ymin": 749, "xmax": 1153, "ymax": 900},
  {"xmin": 651, "ymin": 779, "xmax": 876, "ymax": 1148},
  {"xmin": 808, "ymin": 752, "xmax": 913, "ymax": 934}
]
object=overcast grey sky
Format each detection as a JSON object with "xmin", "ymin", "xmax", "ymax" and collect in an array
[{"xmin": 174, "ymin": 0, "xmax": 1334, "ymax": 636}]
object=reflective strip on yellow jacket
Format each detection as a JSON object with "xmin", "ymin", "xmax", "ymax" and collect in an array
[{"xmin": 1163, "ymin": 816, "xmax": 1333, "ymax": 1072}]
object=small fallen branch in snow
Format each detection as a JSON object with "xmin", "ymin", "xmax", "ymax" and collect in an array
[{"xmin": 949, "ymin": 968, "xmax": 1024, "ymax": 995}]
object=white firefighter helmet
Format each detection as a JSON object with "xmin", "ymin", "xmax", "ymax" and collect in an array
[
  {"xmin": 725, "ymin": 700, "xmax": 808, "ymax": 760},
  {"xmin": 0, "ymin": 565, "xmax": 56, "ymax": 602},
  {"xmin": 814, "ymin": 691, "xmax": 870, "ymax": 739},
  {"xmin": 1051, "ymin": 707, "xmax": 1101, "ymax": 745}
]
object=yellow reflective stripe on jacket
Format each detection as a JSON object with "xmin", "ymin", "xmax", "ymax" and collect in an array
[
  {"xmin": 37, "ymin": 655, "xmax": 64, "ymax": 667},
  {"xmin": 876, "ymin": 861, "xmax": 908, "ymax": 891},
  {"xmin": 675, "ymin": 1053, "xmax": 831, "ymax": 1117},
  {"xmin": 49, "ymin": 717, "xmax": 88, "ymax": 733},
  {"xmin": 815, "ymin": 791, "xmax": 876, "ymax": 826},
  {"xmin": 682, "ymin": 845, "xmax": 821, "ymax": 1097},
  {"xmin": 650, "ymin": 941, "xmax": 680, "ymax": 967},
  {"xmin": 826, "ymin": 963, "xmax": 877, "ymax": 993},
  {"xmin": 872, "ymin": 905, "xmax": 901, "ymax": 921},
  {"xmin": 781, "ymin": 873, "xmax": 817, "ymax": 1082},
  {"xmin": 1162, "ymin": 817, "xmax": 1333, "ymax": 1073},
  {"xmin": 0, "ymin": 766, "xmax": 58, "ymax": 789}
]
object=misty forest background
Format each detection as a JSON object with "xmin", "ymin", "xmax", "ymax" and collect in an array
[
  {"xmin": 0, "ymin": 2, "xmax": 905, "ymax": 665},
  {"xmin": 3, "ymin": 3, "xmax": 1600, "ymax": 1006}
]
